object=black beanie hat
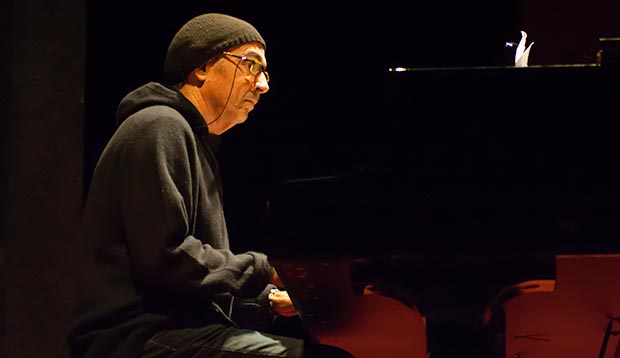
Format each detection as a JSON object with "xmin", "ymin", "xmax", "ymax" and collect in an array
[{"xmin": 164, "ymin": 13, "xmax": 266, "ymax": 83}]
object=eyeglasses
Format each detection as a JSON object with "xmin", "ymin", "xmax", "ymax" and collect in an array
[{"xmin": 222, "ymin": 51, "xmax": 270, "ymax": 82}]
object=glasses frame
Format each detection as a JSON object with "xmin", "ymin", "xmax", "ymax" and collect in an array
[{"xmin": 222, "ymin": 51, "xmax": 270, "ymax": 82}]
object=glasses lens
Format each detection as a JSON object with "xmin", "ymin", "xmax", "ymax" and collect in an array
[
  {"xmin": 248, "ymin": 61, "xmax": 260, "ymax": 75},
  {"xmin": 249, "ymin": 60, "xmax": 269, "ymax": 82}
]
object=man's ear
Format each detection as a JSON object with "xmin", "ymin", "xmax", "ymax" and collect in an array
[{"xmin": 186, "ymin": 66, "xmax": 208, "ymax": 85}]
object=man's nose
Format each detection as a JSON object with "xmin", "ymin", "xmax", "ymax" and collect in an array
[{"xmin": 254, "ymin": 74, "xmax": 269, "ymax": 93}]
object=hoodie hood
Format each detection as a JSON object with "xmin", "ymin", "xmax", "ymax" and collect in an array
[
  {"xmin": 116, "ymin": 82, "xmax": 207, "ymax": 133},
  {"xmin": 115, "ymin": 82, "xmax": 220, "ymax": 147}
]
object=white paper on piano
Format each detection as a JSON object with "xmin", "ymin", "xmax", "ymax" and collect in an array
[{"xmin": 515, "ymin": 30, "xmax": 534, "ymax": 67}]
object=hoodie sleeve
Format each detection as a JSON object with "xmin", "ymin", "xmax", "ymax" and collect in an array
[
  {"xmin": 231, "ymin": 283, "xmax": 279, "ymax": 331},
  {"xmin": 115, "ymin": 106, "xmax": 272, "ymax": 301}
]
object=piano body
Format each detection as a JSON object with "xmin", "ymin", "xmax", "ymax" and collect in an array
[{"xmin": 228, "ymin": 63, "xmax": 620, "ymax": 357}]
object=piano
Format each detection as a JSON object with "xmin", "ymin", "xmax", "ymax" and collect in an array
[{"xmin": 225, "ymin": 63, "xmax": 620, "ymax": 357}]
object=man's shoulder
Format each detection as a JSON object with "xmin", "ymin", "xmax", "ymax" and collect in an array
[{"xmin": 123, "ymin": 105, "xmax": 191, "ymax": 131}]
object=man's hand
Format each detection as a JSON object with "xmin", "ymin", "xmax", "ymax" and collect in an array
[{"xmin": 269, "ymin": 289, "xmax": 297, "ymax": 317}]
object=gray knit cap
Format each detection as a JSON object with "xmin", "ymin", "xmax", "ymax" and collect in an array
[{"xmin": 164, "ymin": 13, "xmax": 266, "ymax": 83}]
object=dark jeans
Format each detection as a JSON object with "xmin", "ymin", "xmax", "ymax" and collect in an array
[{"xmin": 140, "ymin": 323, "xmax": 353, "ymax": 358}]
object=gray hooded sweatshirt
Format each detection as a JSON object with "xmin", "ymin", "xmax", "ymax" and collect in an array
[{"xmin": 68, "ymin": 82, "xmax": 276, "ymax": 358}]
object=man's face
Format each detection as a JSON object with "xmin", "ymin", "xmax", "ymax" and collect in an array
[{"xmin": 200, "ymin": 42, "xmax": 269, "ymax": 134}]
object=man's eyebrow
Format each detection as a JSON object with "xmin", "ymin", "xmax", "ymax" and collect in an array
[
  {"xmin": 241, "ymin": 50, "xmax": 266, "ymax": 66},
  {"xmin": 241, "ymin": 49, "xmax": 261, "ymax": 57}
]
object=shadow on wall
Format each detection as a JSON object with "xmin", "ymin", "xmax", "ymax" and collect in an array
[{"xmin": 1, "ymin": 0, "xmax": 11, "ymax": 342}]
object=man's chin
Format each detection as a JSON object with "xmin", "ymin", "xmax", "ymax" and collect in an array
[{"xmin": 237, "ymin": 113, "xmax": 250, "ymax": 124}]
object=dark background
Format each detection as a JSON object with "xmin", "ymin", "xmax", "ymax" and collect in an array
[{"xmin": 2, "ymin": 1, "xmax": 620, "ymax": 357}]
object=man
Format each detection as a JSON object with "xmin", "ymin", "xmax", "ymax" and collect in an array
[{"xmin": 68, "ymin": 13, "xmax": 351, "ymax": 358}]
